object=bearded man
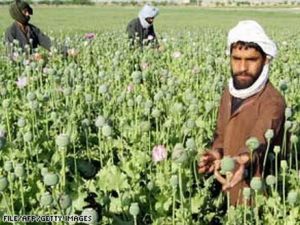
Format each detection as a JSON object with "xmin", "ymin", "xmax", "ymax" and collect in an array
[
  {"xmin": 198, "ymin": 20, "xmax": 285, "ymax": 205},
  {"xmin": 126, "ymin": 4, "xmax": 159, "ymax": 47},
  {"xmin": 5, "ymin": 0, "xmax": 51, "ymax": 54}
]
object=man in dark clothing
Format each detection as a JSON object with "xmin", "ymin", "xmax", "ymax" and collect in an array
[
  {"xmin": 198, "ymin": 20, "xmax": 285, "ymax": 205},
  {"xmin": 5, "ymin": 0, "xmax": 51, "ymax": 56},
  {"xmin": 126, "ymin": 4, "xmax": 159, "ymax": 48}
]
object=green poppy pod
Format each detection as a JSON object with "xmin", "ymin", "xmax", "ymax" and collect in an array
[
  {"xmin": 250, "ymin": 177, "xmax": 263, "ymax": 191},
  {"xmin": 129, "ymin": 202, "xmax": 140, "ymax": 217},
  {"xmin": 59, "ymin": 194, "xmax": 72, "ymax": 209},
  {"xmin": 0, "ymin": 176, "xmax": 8, "ymax": 192},
  {"xmin": 265, "ymin": 175, "xmax": 276, "ymax": 186},
  {"xmin": 40, "ymin": 192, "xmax": 53, "ymax": 207},
  {"xmin": 81, "ymin": 208, "xmax": 99, "ymax": 224},
  {"xmin": 221, "ymin": 156, "xmax": 235, "ymax": 173},
  {"xmin": 287, "ymin": 190, "xmax": 298, "ymax": 205},
  {"xmin": 43, "ymin": 173, "xmax": 59, "ymax": 186},
  {"xmin": 55, "ymin": 134, "xmax": 70, "ymax": 148}
]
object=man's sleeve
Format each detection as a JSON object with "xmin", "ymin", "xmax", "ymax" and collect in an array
[
  {"xmin": 212, "ymin": 92, "xmax": 227, "ymax": 155},
  {"xmin": 5, "ymin": 27, "xmax": 14, "ymax": 43},
  {"xmin": 126, "ymin": 22, "xmax": 136, "ymax": 39},
  {"xmin": 35, "ymin": 27, "xmax": 51, "ymax": 51},
  {"xmin": 237, "ymin": 99, "xmax": 285, "ymax": 156}
]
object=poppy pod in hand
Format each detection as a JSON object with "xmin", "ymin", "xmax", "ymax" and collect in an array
[{"xmin": 220, "ymin": 156, "xmax": 235, "ymax": 173}]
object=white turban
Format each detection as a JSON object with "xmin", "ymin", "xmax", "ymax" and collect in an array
[
  {"xmin": 138, "ymin": 4, "xmax": 159, "ymax": 29},
  {"xmin": 226, "ymin": 20, "xmax": 277, "ymax": 58}
]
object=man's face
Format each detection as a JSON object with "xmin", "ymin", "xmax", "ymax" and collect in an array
[
  {"xmin": 145, "ymin": 17, "xmax": 154, "ymax": 25},
  {"xmin": 230, "ymin": 45, "xmax": 267, "ymax": 89},
  {"xmin": 22, "ymin": 8, "xmax": 31, "ymax": 21}
]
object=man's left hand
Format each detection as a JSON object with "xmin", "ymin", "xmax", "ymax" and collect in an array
[{"xmin": 222, "ymin": 153, "xmax": 250, "ymax": 191}]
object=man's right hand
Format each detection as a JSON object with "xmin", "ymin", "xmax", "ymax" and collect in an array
[{"xmin": 198, "ymin": 150, "xmax": 222, "ymax": 174}]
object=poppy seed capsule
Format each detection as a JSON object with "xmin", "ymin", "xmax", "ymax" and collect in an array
[
  {"xmin": 4, "ymin": 161, "xmax": 13, "ymax": 172},
  {"xmin": 151, "ymin": 108, "xmax": 161, "ymax": 118},
  {"xmin": 287, "ymin": 190, "xmax": 298, "ymax": 205},
  {"xmin": 172, "ymin": 144, "xmax": 188, "ymax": 164},
  {"xmin": 63, "ymin": 88, "xmax": 72, "ymax": 96},
  {"xmin": 81, "ymin": 208, "xmax": 99, "ymax": 224},
  {"xmin": 59, "ymin": 194, "xmax": 72, "ymax": 209},
  {"xmin": 290, "ymin": 135, "xmax": 299, "ymax": 144},
  {"xmin": 250, "ymin": 177, "xmax": 263, "ymax": 191},
  {"xmin": 129, "ymin": 202, "xmax": 140, "ymax": 217},
  {"xmin": 186, "ymin": 138, "xmax": 196, "ymax": 150},
  {"xmin": 221, "ymin": 156, "xmax": 235, "ymax": 173},
  {"xmin": 81, "ymin": 119, "xmax": 90, "ymax": 128},
  {"xmin": 285, "ymin": 107, "xmax": 292, "ymax": 119},
  {"xmin": 273, "ymin": 146, "xmax": 280, "ymax": 154},
  {"xmin": 147, "ymin": 181, "xmax": 154, "ymax": 191},
  {"xmin": 140, "ymin": 121, "xmax": 150, "ymax": 132},
  {"xmin": 23, "ymin": 132, "xmax": 32, "ymax": 142},
  {"xmin": 279, "ymin": 80, "xmax": 288, "ymax": 92},
  {"xmin": 27, "ymin": 92, "xmax": 36, "ymax": 101},
  {"xmin": 55, "ymin": 134, "xmax": 70, "ymax": 148},
  {"xmin": 43, "ymin": 173, "xmax": 59, "ymax": 186},
  {"xmin": 95, "ymin": 116, "xmax": 106, "ymax": 128},
  {"xmin": 102, "ymin": 125, "xmax": 112, "ymax": 137},
  {"xmin": 40, "ymin": 192, "xmax": 53, "ymax": 207},
  {"xmin": 265, "ymin": 175, "xmax": 276, "ymax": 186},
  {"xmin": 2, "ymin": 99, "xmax": 10, "ymax": 108},
  {"xmin": 14, "ymin": 164, "xmax": 25, "ymax": 178},
  {"xmin": 284, "ymin": 121, "xmax": 292, "ymax": 130},
  {"xmin": 41, "ymin": 167, "xmax": 48, "ymax": 177},
  {"xmin": 99, "ymin": 84, "xmax": 108, "ymax": 94},
  {"xmin": 280, "ymin": 160, "xmax": 288, "ymax": 171},
  {"xmin": 17, "ymin": 118, "xmax": 26, "ymax": 128},
  {"xmin": 170, "ymin": 175, "xmax": 178, "ymax": 188},
  {"xmin": 0, "ymin": 176, "xmax": 8, "ymax": 191},
  {"xmin": 264, "ymin": 129, "xmax": 274, "ymax": 140},
  {"xmin": 85, "ymin": 94, "xmax": 92, "ymax": 103},
  {"xmin": 242, "ymin": 187, "xmax": 251, "ymax": 199},
  {"xmin": 246, "ymin": 137, "xmax": 260, "ymax": 151}
]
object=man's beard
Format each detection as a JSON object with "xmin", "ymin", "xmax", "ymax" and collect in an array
[{"xmin": 231, "ymin": 66, "xmax": 264, "ymax": 90}]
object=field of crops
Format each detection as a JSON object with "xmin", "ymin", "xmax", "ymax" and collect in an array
[{"xmin": 0, "ymin": 5, "xmax": 299, "ymax": 225}]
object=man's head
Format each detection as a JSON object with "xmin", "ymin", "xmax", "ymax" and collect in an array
[
  {"xmin": 9, "ymin": 0, "xmax": 33, "ymax": 25},
  {"xmin": 138, "ymin": 4, "xmax": 159, "ymax": 29},
  {"xmin": 227, "ymin": 20, "xmax": 277, "ymax": 90}
]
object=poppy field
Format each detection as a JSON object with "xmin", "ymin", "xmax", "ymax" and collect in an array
[{"xmin": 0, "ymin": 5, "xmax": 299, "ymax": 225}]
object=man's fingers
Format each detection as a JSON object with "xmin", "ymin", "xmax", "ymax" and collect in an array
[
  {"xmin": 198, "ymin": 165, "xmax": 208, "ymax": 173},
  {"xmin": 208, "ymin": 165, "xmax": 215, "ymax": 173},
  {"xmin": 228, "ymin": 166, "xmax": 245, "ymax": 188}
]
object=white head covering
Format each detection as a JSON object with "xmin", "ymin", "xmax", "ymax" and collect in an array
[
  {"xmin": 227, "ymin": 20, "xmax": 277, "ymax": 99},
  {"xmin": 138, "ymin": 4, "xmax": 159, "ymax": 29},
  {"xmin": 226, "ymin": 20, "xmax": 277, "ymax": 57}
]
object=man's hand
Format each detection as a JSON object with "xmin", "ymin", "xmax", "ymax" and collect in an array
[
  {"xmin": 198, "ymin": 150, "xmax": 222, "ymax": 174},
  {"xmin": 222, "ymin": 153, "xmax": 250, "ymax": 191}
]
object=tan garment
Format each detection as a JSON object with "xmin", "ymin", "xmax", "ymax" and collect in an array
[{"xmin": 212, "ymin": 81, "xmax": 285, "ymax": 205}]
